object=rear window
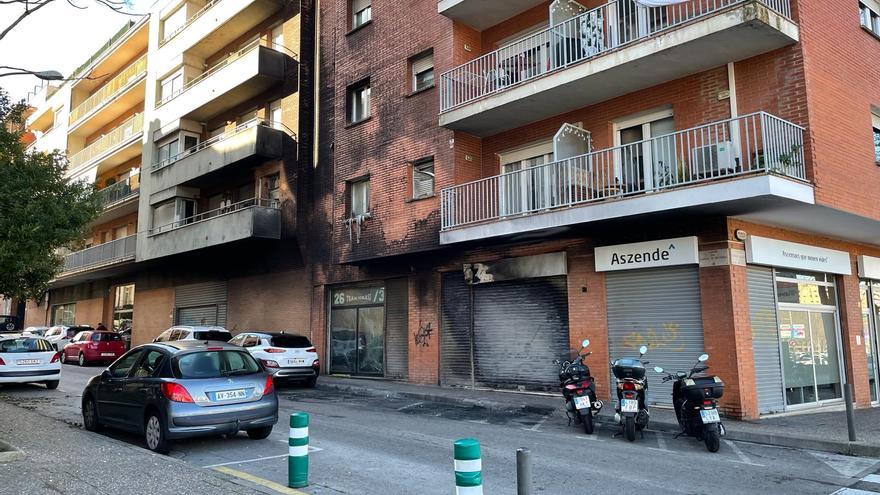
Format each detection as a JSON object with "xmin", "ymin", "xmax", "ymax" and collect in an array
[
  {"xmin": 92, "ymin": 333, "xmax": 122, "ymax": 341},
  {"xmin": 270, "ymin": 335, "xmax": 311, "ymax": 348},
  {"xmin": 0, "ymin": 338, "xmax": 53, "ymax": 353},
  {"xmin": 192, "ymin": 331, "xmax": 232, "ymax": 341},
  {"xmin": 173, "ymin": 350, "xmax": 260, "ymax": 379}
]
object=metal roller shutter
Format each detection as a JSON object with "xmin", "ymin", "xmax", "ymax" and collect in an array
[
  {"xmin": 606, "ymin": 266, "xmax": 704, "ymax": 406},
  {"xmin": 440, "ymin": 272, "xmax": 473, "ymax": 388},
  {"xmin": 385, "ymin": 278, "xmax": 409, "ymax": 380},
  {"xmin": 177, "ymin": 306, "xmax": 219, "ymax": 326},
  {"xmin": 175, "ymin": 281, "xmax": 227, "ymax": 328},
  {"xmin": 748, "ymin": 266, "xmax": 785, "ymax": 414}
]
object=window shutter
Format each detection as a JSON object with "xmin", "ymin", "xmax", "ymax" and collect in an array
[
  {"xmin": 412, "ymin": 53, "xmax": 433, "ymax": 76},
  {"xmin": 413, "ymin": 162, "xmax": 435, "ymax": 198},
  {"xmin": 352, "ymin": 0, "xmax": 371, "ymax": 13}
]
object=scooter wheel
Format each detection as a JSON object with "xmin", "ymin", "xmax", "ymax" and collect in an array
[
  {"xmin": 705, "ymin": 427, "xmax": 721, "ymax": 453},
  {"xmin": 624, "ymin": 416, "xmax": 636, "ymax": 442},
  {"xmin": 580, "ymin": 410, "xmax": 594, "ymax": 435}
]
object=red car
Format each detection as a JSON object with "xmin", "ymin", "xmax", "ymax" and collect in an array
[{"xmin": 61, "ymin": 331, "xmax": 126, "ymax": 366}]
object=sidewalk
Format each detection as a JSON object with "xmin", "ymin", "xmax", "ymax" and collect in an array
[
  {"xmin": 318, "ymin": 376, "xmax": 880, "ymax": 457},
  {"xmin": 0, "ymin": 400, "xmax": 265, "ymax": 495}
]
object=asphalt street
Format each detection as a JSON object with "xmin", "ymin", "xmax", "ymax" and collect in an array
[{"xmin": 2, "ymin": 363, "xmax": 880, "ymax": 495}]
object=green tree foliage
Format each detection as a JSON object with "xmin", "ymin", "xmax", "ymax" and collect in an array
[{"xmin": 0, "ymin": 88, "xmax": 100, "ymax": 301}]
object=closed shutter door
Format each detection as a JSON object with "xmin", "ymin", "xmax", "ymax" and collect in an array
[
  {"xmin": 175, "ymin": 281, "xmax": 227, "ymax": 328},
  {"xmin": 440, "ymin": 272, "xmax": 473, "ymax": 388},
  {"xmin": 748, "ymin": 266, "xmax": 784, "ymax": 414},
  {"xmin": 385, "ymin": 278, "xmax": 408, "ymax": 380},
  {"xmin": 606, "ymin": 266, "xmax": 704, "ymax": 406},
  {"xmin": 177, "ymin": 306, "xmax": 218, "ymax": 326}
]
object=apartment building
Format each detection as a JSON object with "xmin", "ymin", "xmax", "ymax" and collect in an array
[
  {"xmin": 314, "ymin": 0, "xmax": 880, "ymax": 419},
  {"xmin": 24, "ymin": 0, "xmax": 316, "ymax": 347}
]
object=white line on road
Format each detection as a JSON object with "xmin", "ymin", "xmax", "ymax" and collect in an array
[
  {"xmin": 525, "ymin": 414, "xmax": 549, "ymax": 432},
  {"xmin": 724, "ymin": 439, "xmax": 764, "ymax": 466},
  {"xmin": 396, "ymin": 401, "xmax": 424, "ymax": 411},
  {"xmin": 276, "ymin": 440, "xmax": 323, "ymax": 452},
  {"xmin": 832, "ymin": 489, "xmax": 879, "ymax": 495},
  {"xmin": 575, "ymin": 435, "xmax": 603, "ymax": 442},
  {"xmin": 863, "ymin": 474, "xmax": 880, "ymax": 484},
  {"xmin": 203, "ymin": 453, "xmax": 289, "ymax": 468},
  {"xmin": 655, "ymin": 431, "xmax": 668, "ymax": 451}
]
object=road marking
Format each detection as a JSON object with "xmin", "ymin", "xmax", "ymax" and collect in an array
[
  {"xmin": 832, "ymin": 489, "xmax": 879, "ymax": 495},
  {"xmin": 655, "ymin": 432, "xmax": 668, "ymax": 451},
  {"xmin": 526, "ymin": 414, "xmax": 549, "ymax": 432},
  {"xmin": 396, "ymin": 401, "xmax": 424, "ymax": 411},
  {"xmin": 212, "ymin": 466, "xmax": 309, "ymax": 495},
  {"xmin": 811, "ymin": 451, "xmax": 880, "ymax": 478},
  {"xmin": 863, "ymin": 474, "xmax": 880, "ymax": 484},
  {"xmin": 724, "ymin": 440, "xmax": 763, "ymax": 467},
  {"xmin": 575, "ymin": 435, "xmax": 603, "ymax": 442},
  {"xmin": 203, "ymin": 453, "xmax": 289, "ymax": 468},
  {"xmin": 276, "ymin": 440, "xmax": 323, "ymax": 452},
  {"xmin": 466, "ymin": 419, "xmax": 489, "ymax": 425}
]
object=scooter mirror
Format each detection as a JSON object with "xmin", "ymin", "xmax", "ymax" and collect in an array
[
  {"xmin": 654, "ymin": 366, "xmax": 664, "ymax": 373},
  {"xmin": 639, "ymin": 345, "xmax": 648, "ymax": 356},
  {"xmin": 581, "ymin": 339, "xmax": 590, "ymax": 348},
  {"xmin": 698, "ymin": 353, "xmax": 709, "ymax": 362}
]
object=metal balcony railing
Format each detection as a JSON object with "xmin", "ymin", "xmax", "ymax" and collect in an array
[
  {"xmin": 68, "ymin": 113, "xmax": 143, "ymax": 171},
  {"xmin": 96, "ymin": 176, "xmax": 139, "ymax": 208},
  {"xmin": 68, "ymin": 54, "xmax": 147, "ymax": 125},
  {"xmin": 148, "ymin": 197, "xmax": 279, "ymax": 235},
  {"xmin": 61, "ymin": 235, "xmax": 136, "ymax": 274},
  {"xmin": 439, "ymin": 0, "xmax": 792, "ymax": 112},
  {"xmin": 440, "ymin": 112, "xmax": 806, "ymax": 230},
  {"xmin": 159, "ymin": 0, "xmax": 222, "ymax": 46}
]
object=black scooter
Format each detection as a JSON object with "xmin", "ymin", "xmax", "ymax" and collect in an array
[
  {"xmin": 653, "ymin": 353, "xmax": 726, "ymax": 452},
  {"xmin": 611, "ymin": 345, "xmax": 650, "ymax": 442},
  {"xmin": 554, "ymin": 339, "xmax": 603, "ymax": 434}
]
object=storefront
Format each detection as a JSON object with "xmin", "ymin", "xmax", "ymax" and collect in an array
[
  {"xmin": 859, "ymin": 255, "xmax": 880, "ymax": 404},
  {"xmin": 440, "ymin": 253, "xmax": 569, "ymax": 391},
  {"xmin": 596, "ymin": 237, "xmax": 705, "ymax": 406},
  {"xmin": 745, "ymin": 236, "xmax": 851, "ymax": 413}
]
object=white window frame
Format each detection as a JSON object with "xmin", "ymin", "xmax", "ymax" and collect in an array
[
  {"xmin": 162, "ymin": 6, "xmax": 187, "ymax": 40},
  {"xmin": 861, "ymin": 0, "xmax": 880, "ymax": 35},
  {"xmin": 612, "ymin": 107, "xmax": 675, "ymax": 191},
  {"xmin": 872, "ymin": 110, "xmax": 880, "ymax": 164},
  {"xmin": 159, "ymin": 70, "xmax": 184, "ymax": 102},
  {"xmin": 348, "ymin": 81, "xmax": 371, "ymax": 124},
  {"xmin": 350, "ymin": 179, "xmax": 370, "ymax": 217},
  {"xmin": 412, "ymin": 159, "xmax": 435, "ymax": 199},
  {"xmin": 269, "ymin": 99, "xmax": 283, "ymax": 130},
  {"xmin": 352, "ymin": 0, "xmax": 372, "ymax": 29},
  {"xmin": 411, "ymin": 52, "xmax": 434, "ymax": 92},
  {"xmin": 271, "ymin": 23, "xmax": 284, "ymax": 51},
  {"xmin": 156, "ymin": 135, "xmax": 180, "ymax": 166}
]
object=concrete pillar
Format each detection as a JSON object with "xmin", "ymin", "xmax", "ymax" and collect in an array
[
  {"xmin": 838, "ymin": 269, "xmax": 871, "ymax": 407},
  {"xmin": 566, "ymin": 250, "xmax": 610, "ymax": 400}
]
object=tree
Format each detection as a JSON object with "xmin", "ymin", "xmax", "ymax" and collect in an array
[
  {"xmin": 0, "ymin": 88, "xmax": 100, "ymax": 301},
  {"xmin": 0, "ymin": 1, "xmax": 139, "ymax": 43}
]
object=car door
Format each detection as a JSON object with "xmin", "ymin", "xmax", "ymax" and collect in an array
[
  {"xmin": 66, "ymin": 332, "xmax": 87, "ymax": 359},
  {"xmin": 95, "ymin": 349, "xmax": 143, "ymax": 425},
  {"xmin": 121, "ymin": 349, "xmax": 167, "ymax": 427}
]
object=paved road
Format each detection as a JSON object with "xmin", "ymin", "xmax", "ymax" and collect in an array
[{"xmin": 3, "ymin": 363, "xmax": 880, "ymax": 495}]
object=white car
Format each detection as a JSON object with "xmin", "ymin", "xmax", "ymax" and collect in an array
[
  {"xmin": 23, "ymin": 327, "xmax": 50, "ymax": 337},
  {"xmin": 229, "ymin": 332, "xmax": 319, "ymax": 387},
  {"xmin": 152, "ymin": 325, "xmax": 233, "ymax": 343},
  {"xmin": 0, "ymin": 336, "xmax": 61, "ymax": 388},
  {"xmin": 45, "ymin": 325, "xmax": 92, "ymax": 351}
]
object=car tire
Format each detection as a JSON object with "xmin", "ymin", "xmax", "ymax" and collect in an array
[
  {"xmin": 78, "ymin": 353, "xmax": 86, "ymax": 367},
  {"xmin": 145, "ymin": 412, "xmax": 170, "ymax": 454},
  {"xmin": 44, "ymin": 380, "xmax": 59, "ymax": 390},
  {"xmin": 82, "ymin": 396, "xmax": 101, "ymax": 432},
  {"xmin": 304, "ymin": 377, "xmax": 317, "ymax": 388},
  {"xmin": 246, "ymin": 426, "xmax": 273, "ymax": 440}
]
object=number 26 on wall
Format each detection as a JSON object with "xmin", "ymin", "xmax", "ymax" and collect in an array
[{"xmin": 334, "ymin": 292, "xmax": 346, "ymax": 305}]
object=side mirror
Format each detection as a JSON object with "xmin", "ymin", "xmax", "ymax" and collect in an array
[
  {"xmin": 581, "ymin": 339, "xmax": 590, "ymax": 348},
  {"xmin": 698, "ymin": 353, "xmax": 709, "ymax": 362},
  {"xmin": 654, "ymin": 366, "xmax": 664, "ymax": 373},
  {"xmin": 639, "ymin": 345, "xmax": 648, "ymax": 356},
  {"xmin": 101, "ymin": 369, "xmax": 111, "ymax": 380}
]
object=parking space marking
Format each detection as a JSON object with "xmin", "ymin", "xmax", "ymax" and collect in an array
[
  {"xmin": 212, "ymin": 466, "xmax": 309, "ymax": 495},
  {"xmin": 575, "ymin": 435, "xmax": 603, "ymax": 442},
  {"xmin": 863, "ymin": 474, "xmax": 880, "ymax": 484},
  {"xmin": 724, "ymin": 439, "xmax": 763, "ymax": 467},
  {"xmin": 655, "ymin": 431, "xmax": 668, "ymax": 451},
  {"xmin": 525, "ymin": 414, "xmax": 549, "ymax": 432},
  {"xmin": 396, "ymin": 401, "xmax": 424, "ymax": 411},
  {"xmin": 203, "ymin": 453, "xmax": 289, "ymax": 468},
  {"xmin": 832, "ymin": 489, "xmax": 879, "ymax": 495},
  {"xmin": 276, "ymin": 440, "xmax": 323, "ymax": 452}
]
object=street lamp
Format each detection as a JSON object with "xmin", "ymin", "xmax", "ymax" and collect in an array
[{"xmin": 0, "ymin": 67, "xmax": 64, "ymax": 80}]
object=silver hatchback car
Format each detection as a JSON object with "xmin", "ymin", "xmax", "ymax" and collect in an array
[{"xmin": 81, "ymin": 341, "xmax": 278, "ymax": 454}]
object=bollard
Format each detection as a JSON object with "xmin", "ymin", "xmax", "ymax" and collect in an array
[
  {"xmin": 516, "ymin": 448, "xmax": 532, "ymax": 495},
  {"xmin": 454, "ymin": 438, "xmax": 483, "ymax": 495},
  {"xmin": 844, "ymin": 383, "xmax": 857, "ymax": 442},
  {"xmin": 288, "ymin": 412, "xmax": 309, "ymax": 488}
]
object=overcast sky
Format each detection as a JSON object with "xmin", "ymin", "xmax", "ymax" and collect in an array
[{"xmin": 0, "ymin": 0, "xmax": 154, "ymax": 103}]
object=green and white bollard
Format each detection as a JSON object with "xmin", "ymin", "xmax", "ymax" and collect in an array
[
  {"xmin": 453, "ymin": 438, "xmax": 483, "ymax": 495},
  {"xmin": 288, "ymin": 412, "xmax": 309, "ymax": 488}
]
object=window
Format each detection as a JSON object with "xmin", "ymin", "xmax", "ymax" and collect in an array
[
  {"xmin": 51, "ymin": 303, "xmax": 75, "ymax": 326},
  {"xmin": 261, "ymin": 173, "xmax": 281, "ymax": 204},
  {"xmin": 182, "ymin": 134, "xmax": 199, "ymax": 154},
  {"xmin": 873, "ymin": 111, "xmax": 880, "ymax": 164},
  {"xmin": 156, "ymin": 137, "xmax": 179, "ymax": 166},
  {"xmin": 410, "ymin": 51, "xmax": 434, "ymax": 92},
  {"xmin": 271, "ymin": 24, "xmax": 284, "ymax": 50},
  {"xmin": 173, "ymin": 350, "xmax": 260, "ymax": 378},
  {"xmin": 132, "ymin": 350, "xmax": 165, "ymax": 378},
  {"xmin": 347, "ymin": 79, "xmax": 371, "ymax": 124},
  {"xmin": 351, "ymin": 0, "xmax": 372, "ymax": 30},
  {"xmin": 113, "ymin": 284, "xmax": 134, "ymax": 332},
  {"xmin": 162, "ymin": 7, "xmax": 187, "ymax": 40},
  {"xmin": 349, "ymin": 178, "xmax": 370, "ymax": 216},
  {"xmin": 152, "ymin": 201, "xmax": 176, "ymax": 233},
  {"xmin": 243, "ymin": 335, "xmax": 259, "ymax": 347},
  {"xmin": 861, "ymin": 1, "xmax": 880, "ymax": 35},
  {"xmin": 159, "ymin": 72, "xmax": 183, "ymax": 102},
  {"xmin": 412, "ymin": 159, "xmax": 435, "ymax": 199},
  {"xmin": 269, "ymin": 100, "xmax": 283, "ymax": 131},
  {"xmin": 109, "ymin": 350, "xmax": 143, "ymax": 378}
]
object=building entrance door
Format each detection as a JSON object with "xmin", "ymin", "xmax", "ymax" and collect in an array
[
  {"xmin": 329, "ymin": 287, "xmax": 385, "ymax": 376},
  {"xmin": 861, "ymin": 281, "xmax": 880, "ymax": 403}
]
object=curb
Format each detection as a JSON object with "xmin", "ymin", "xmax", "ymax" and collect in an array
[{"xmin": 318, "ymin": 380, "xmax": 880, "ymax": 457}]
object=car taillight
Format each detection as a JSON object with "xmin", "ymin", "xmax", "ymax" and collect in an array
[
  {"xmin": 0, "ymin": 357, "xmax": 5, "ymax": 365},
  {"xmin": 622, "ymin": 381, "xmax": 635, "ymax": 391},
  {"xmin": 261, "ymin": 359, "xmax": 280, "ymax": 368},
  {"xmin": 264, "ymin": 375, "xmax": 274, "ymax": 395},
  {"xmin": 50, "ymin": 352, "xmax": 61, "ymax": 363},
  {"xmin": 305, "ymin": 347, "xmax": 316, "ymax": 353},
  {"xmin": 311, "ymin": 358, "xmax": 320, "ymax": 368},
  {"xmin": 88, "ymin": 342, "xmax": 98, "ymax": 349},
  {"xmin": 161, "ymin": 382, "xmax": 194, "ymax": 403}
]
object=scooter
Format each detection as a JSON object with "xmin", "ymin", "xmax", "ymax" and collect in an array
[
  {"xmin": 554, "ymin": 339, "xmax": 603, "ymax": 434},
  {"xmin": 653, "ymin": 353, "xmax": 726, "ymax": 452},
  {"xmin": 611, "ymin": 345, "xmax": 650, "ymax": 442}
]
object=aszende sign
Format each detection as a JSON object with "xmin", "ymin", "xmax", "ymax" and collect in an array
[{"xmin": 595, "ymin": 236, "xmax": 700, "ymax": 272}]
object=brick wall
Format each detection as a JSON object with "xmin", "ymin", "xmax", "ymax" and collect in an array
[
  {"xmin": 407, "ymin": 271, "xmax": 440, "ymax": 384},
  {"xmin": 24, "ymin": 301, "xmax": 48, "ymax": 327},
  {"xmin": 131, "ymin": 287, "xmax": 174, "ymax": 346},
  {"xmin": 566, "ymin": 248, "xmax": 611, "ymax": 400},
  {"xmin": 75, "ymin": 297, "xmax": 106, "ymax": 328},
  {"xmin": 226, "ymin": 268, "xmax": 311, "ymax": 334},
  {"xmin": 91, "ymin": 212, "xmax": 138, "ymax": 245}
]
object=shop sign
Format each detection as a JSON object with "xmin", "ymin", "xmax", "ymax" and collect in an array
[
  {"xmin": 331, "ymin": 287, "xmax": 385, "ymax": 307},
  {"xmin": 745, "ymin": 236, "xmax": 852, "ymax": 275},
  {"xmin": 464, "ymin": 252, "xmax": 567, "ymax": 285},
  {"xmin": 858, "ymin": 255, "xmax": 880, "ymax": 280},
  {"xmin": 595, "ymin": 237, "xmax": 699, "ymax": 272}
]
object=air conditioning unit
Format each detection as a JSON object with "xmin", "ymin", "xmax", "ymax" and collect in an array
[{"xmin": 690, "ymin": 141, "xmax": 737, "ymax": 177}]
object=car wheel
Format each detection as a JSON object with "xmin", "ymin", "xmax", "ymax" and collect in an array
[
  {"xmin": 145, "ymin": 413, "xmax": 170, "ymax": 454},
  {"xmin": 44, "ymin": 380, "xmax": 59, "ymax": 390},
  {"xmin": 82, "ymin": 396, "xmax": 101, "ymax": 432},
  {"xmin": 246, "ymin": 426, "xmax": 273, "ymax": 440},
  {"xmin": 78, "ymin": 353, "xmax": 85, "ymax": 367}
]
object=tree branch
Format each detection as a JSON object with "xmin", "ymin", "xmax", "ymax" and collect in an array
[{"xmin": 0, "ymin": 0, "xmax": 146, "ymax": 43}]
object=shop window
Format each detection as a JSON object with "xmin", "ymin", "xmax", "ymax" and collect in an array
[
  {"xmin": 51, "ymin": 303, "xmax": 76, "ymax": 326},
  {"xmin": 349, "ymin": 178, "xmax": 370, "ymax": 217},
  {"xmin": 347, "ymin": 79, "xmax": 371, "ymax": 125},
  {"xmin": 775, "ymin": 269, "xmax": 837, "ymax": 306},
  {"xmin": 113, "ymin": 284, "xmax": 134, "ymax": 332},
  {"xmin": 410, "ymin": 51, "xmax": 434, "ymax": 93},
  {"xmin": 861, "ymin": 1, "xmax": 880, "ymax": 36},
  {"xmin": 351, "ymin": 0, "xmax": 372, "ymax": 30},
  {"xmin": 412, "ymin": 158, "xmax": 435, "ymax": 199}
]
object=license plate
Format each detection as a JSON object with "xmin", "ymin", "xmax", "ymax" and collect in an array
[
  {"xmin": 214, "ymin": 389, "xmax": 247, "ymax": 401},
  {"xmin": 288, "ymin": 358, "xmax": 306, "ymax": 365},
  {"xmin": 16, "ymin": 359, "xmax": 40, "ymax": 365},
  {"xmin": 573, "ymin": 396, "xmax": 591, "ymax": 410},
  {"xmin": 100, "ymin": 352, "xmax": 115, "ymax": 357},
  {"xmin": 700, "ymin": 408, "xmax": 720, "ymax": 423},
  {"xmin": 621, "ymin": 399, "xmax": 639, "ymax": 413}
]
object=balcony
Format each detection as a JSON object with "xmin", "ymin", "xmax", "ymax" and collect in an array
[
  {"xmin": 68, "ymin": 54, "xmax": 147, "ymax": 135},
  {"xmin": 438, "ymin": 0, "xmax": 546, "ymax": 30},
  {"xmin": 159, "ymin": 0, "xmax": 282, "ymax": 59},
  {"xmin": 439, "ymin": 0, "xmax": 798, "ymax": 136},
  {"xmin": 67, "ymin": 113, "xmax": 143, "ymax": 174},
  {"xmin": 155, "ymin": 42, "xmax": 285, "ymax": 122},
  {"xmin": 150, "ymin": 119, "xmax": 288, "ymax": 192},
  {"xmin": 141, "ymin": 198, "xmax": 281, "ymax": 260},
  {"xmin": 439, "ymin": 112, "xmax": 815, "ymax": 244},
  {"xmin": 59, "ymin": 235, "xmax": 136, "ymax": 277}
]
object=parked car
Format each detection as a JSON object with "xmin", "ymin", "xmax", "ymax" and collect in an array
[
  {"xmin": 45, "ymin": 325, "xmax": 92, "ymax": 351},
  {"xmin": 23, "ymin": 327, "xmax": 50, "ymax": 337},
  {"xmin": 230, "ymin": 332, "xmax": 319, "ymax": 387},
  {"xmin": 61, "ymin": 331, "xmax": 126, "ymax": 366},
  {"xmin": 81, "ymin": 341, "xmax": 278, "ymax": 454},
  {"xmin": 0, "ymin": 336, "xmax": 61, "ymax": 389},
  {"xmin": 153, "ymin": 326, "xmax": 233, "ymax": 343},
  {"xmin": 0, "ymin": 316, "xmax": 18, "ymax": 333}
]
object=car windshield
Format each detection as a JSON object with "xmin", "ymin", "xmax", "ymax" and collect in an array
[
  {"xmin": 173, "ymin": 350, "xmax": 260, "ymax": 378},
  {"xmin": 93, "ymin": 333, "xmax": 122, "ymax": 341},
  {"xmin": 46, "ymin": 328, "xmax": 62, "ymax": 337},
  {"xmin": 192, "ymin": 331, "xmax": 232, "ymax": 341},
  {"xmin": 270, "ymin": 335, "xmax": 311, "ymax": 348},
  {"xmin": 0, "ymin": 338, "xmax": 53, "ymax": 353}
]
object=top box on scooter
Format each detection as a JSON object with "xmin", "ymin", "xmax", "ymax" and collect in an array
[
  {"xmin": 682, "ymin": 376, "xmax": 725, "ymax": 401},
  {"xmin": 612, "ymin": 358, "xmax": 646, "ymax": 380}
]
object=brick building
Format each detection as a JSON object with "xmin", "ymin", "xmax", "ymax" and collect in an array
[{"xmin": 313, "ymin": 0, "xmax": 880, "ymax": 419}]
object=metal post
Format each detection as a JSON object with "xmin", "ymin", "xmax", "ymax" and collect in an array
[
  {"xmin": 516, "ymin": 448, "xmax": 532, "ymax": 495},
  {"xmin": 844, "ymin": 383, "xmax": 857, "ymax": 442},
  {"xmin": 454, "ymin": 438, "xmax": 482, "ymax": 495},
  {"xmin": 288, "ymin": 412, "xmax": 309, "ymax": 488}
]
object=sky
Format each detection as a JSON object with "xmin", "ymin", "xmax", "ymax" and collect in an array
[{"xmin": 0, "ymin": 0, "xmax": 154, "ymax": 103}]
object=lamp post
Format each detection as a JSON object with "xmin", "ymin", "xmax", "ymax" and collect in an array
[{"xmin": 0, "ymin": 67, "xmax": 64, "ymax": 80}]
